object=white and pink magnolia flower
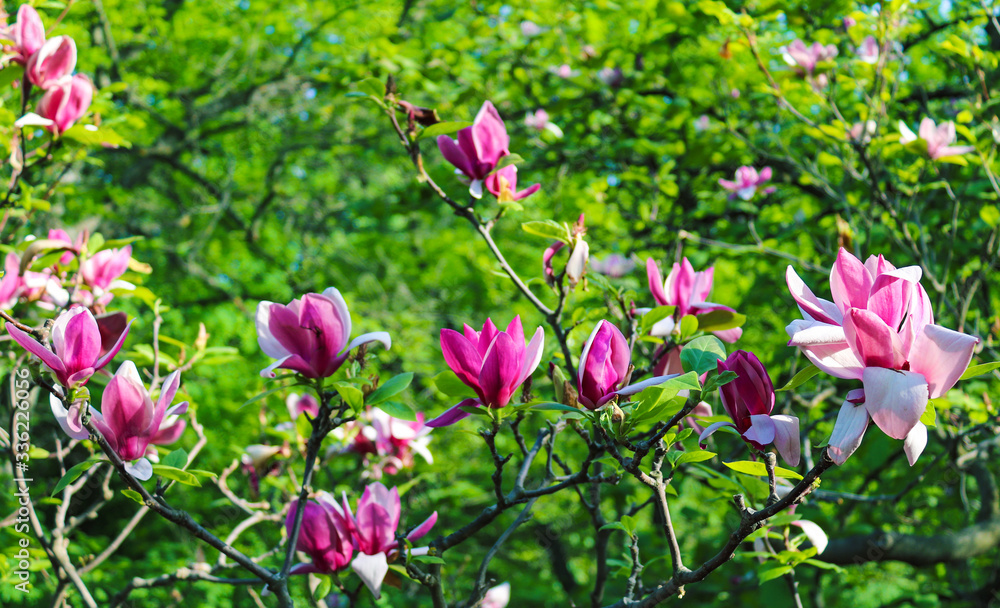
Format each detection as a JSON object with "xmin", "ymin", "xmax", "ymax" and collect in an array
[
  {"xmin": 856, "ymin": 36, "xmax": 879, "ymax": 64},
  {"xmin": 899, "ymin": 118, "xmax": 975, "ymax": 160},
  {"xmin": 786, "ymin": 248, "xmax": 979, "ymax": 465},
  {"xmin": 524, "ymin": 109, "xmax": 563, "ymax": 138},
  {"xmin": 718, "ymin": 166, "xmax": 775, "ymax": 201},
  {"xmin": 782, "ymin": 39, "xmax": 838, "ymax": 74},
  {"xmin": 482, "ymin": 582, "xmax": 511, "ymax": 608},
  {"xmin": 6, "ymin": 5, "xmax": 45, "ymax": 65},
  {"xmin": 645, "ymin": 257, "xmax": 743, "ymax": 344}
]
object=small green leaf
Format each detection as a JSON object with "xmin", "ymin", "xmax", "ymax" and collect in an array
[
  {"xmin": 675, "ymin": 450, "xmax": 716, "ymax": 465},
  {"xmin": 803, "ymin": 559, "xmax": 844, "ymax": 572},
  {"xmin": 641, "ymin": 306, "xmax": 677, "ymax": 333},
  {"xmin": 161, "ymin": 448, "xmax": 188, "ymax": 469},
  {"xmin": 151, "ymin": 464, "xmax": 202, "ymax": 486},
  {"xmin": 121, "ymin": 489, "xmax": 145, "ymax": 504},
  {"xmin": 529, "ymin": 401, "xmax": 581, "ymax": 413},
  {"xmin": 758, "ymin": 565, "xmax": 793, "ymax": 583},
  {"xmin": 240, "ymin": 386, "xmax": 286, "ymax": 410},
  {"xmin": 412, "ymin": 555, "xmax": 446, "ymax": 564},
  {"xmin": 334, "ymin": 382, "xmax": 365, "ymax": 413},
  {"xmin": 599, "ymin": 522, "xmax": 628, "ymax": 533},
  {"xmin": 378, "ymin": 401, "xmax": 418, "ymax": 422},
  {"xmin": 61, "ymin": 125, "xmax": 131, "ymax": 148},
  {"xmin": 959, "ymin": 361, "xmax": 1000, "ymax": 381},
  {"xmin": 431, "ymin": 371, "xmax": 471, "ymax": 397},
  {"xmin": 0, "ymin": 65, "xmax": 24, "ymax": 89},
  {"xmin": 493, "ymin": 153, "xmax": 524, "ymax": 172},
  {"xmin": 662, "ymin": 371, "xmax": 702, "ymax": 392},
  {"xmin": 776, "ymin": 364, "xmax": 822, "ymax": 392},
  {"xmin": 920, "ymin": 400, "xmax": 937, "ymax": 427},
  {"xmin": 702, "ymin": 370, "xmax": 738, "ymax": 393},
  {"xmin": 621, "ymin": 515, "xmax": 637, "ymax": 535},
  {"xmin": 313, "ymin": 577, "xmax": 333, "ymax": 601},
  {"xmin": 677, "ymin": 315, "xmax": 700, "ymax": 341},
  {"xmin": 695, "ymin": 309, "xmax": 747, "ymax": 332},
  {"xmin": 680, "ymin": 335, "xmax": 727, "ymax": 375},
  {"xmin": 367, "ymin": 372, "xmax": 414, "ymax": 406},
  {"xmin": 51, "ymin": 459, "xmax": 103, "ymax": 496},
  {"xmin": 723, "ymin": 460, "xmax": 803, "ymax": 480},
  {"xmin": 521, "ymin": 220, "xmax": 570, "ymax": 242},
  {"xmin": 356, "ymin": 77, "xmax": 385, "ymax": 99},
  {"xmin": 417, "ymin": 121, "xmax": 471, "ymax": 140}
]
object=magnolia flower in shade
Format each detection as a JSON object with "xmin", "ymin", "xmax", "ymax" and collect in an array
[
  {"xmin": 857, "ymin": 36, "xmax": 879, "ymax": 64},
  {"xmin": 286, "ymin": 392, "xmax": 320, "ymax": 420},
  {"xmin": 286, "ymin": 492, "xmax": 355, "ymax": 575},
  {"xmin": 486, "ymin": 165, "xmax": 541, "ymax": 203},
  {"xmin": 782, "ymin": 39, "xmax": 838, "ymax": 75},
  {"xmin": 0, "ymin": 252, "xmax": 21, "ymax": 309},
  {"xmin": 520, "ymin": 21, "xmax": 542, "ymax": 36},
  {"xmin": 50, "ymin": 363, "xmax": 188, "ymax": 480},
  {"xmin": 25, "ymin": 35, "xmax": 76, "ymax": 89},
  {"xmin": 342, "ymin": 483, "xmax": 438, "ymax": 598},
  {"xmin": 786, "ymin": 248, "xmax": 979, "ymax": 465},
  {"xmin": 437, "ymin": 101, "xmax": 511, "ymax": 198},
  {"xmin": 577, "ymin": 320, "xmax": 678, "ymax": 410},
  {"xmin": 899, "ymin": 118, "xmax": 975, "ymax": 160},
  {"xmin": 718, "ymin": 166, "xmax": 774, "ymax": 201},
  {"xmin": 645, "ymin": 257, "xmax": 743, "ymax": 343},
  {"xmin": 698, "ymin": 350, "xmax": 801, "ymax": 466},
  {"xmin": 524, "ymin": 109, "xmax": 564, "ymax": 138},
  {"xmin": 428, "ymin": 316, "xmax": 543, "ymax": 427},
  {"xmin": 482, "ymin": 582, "xmax": 511, "ymax": 608},
  {"xmin": 256, "ymin": 287, "xmax": 391, "ymax": 378},
  {"xmin": 349, "ymin": 408, "xmax": 433, "ymax": 478},
  {"xmin": 6, "ymin": 306, "xmax": 131, "ymax": 389},
  {"xmin": 9, "ymin": 5, "xmax": 45, "ymax": 64}
]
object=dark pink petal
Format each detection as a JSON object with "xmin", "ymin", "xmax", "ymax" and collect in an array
[
  {"xmin": 505, "ymin": 316, "xmax": 525, "ymax": 362},
  {"xmin": 646, "ymin": 258, "xmax": 669, "ymax": 306},
  {"xmin": 478, "ymin": 332, "xmax": 521, "ymax": 407},
  {"xmin": 437, "ymin": 134, "xmax": 474, "ymax": 177},
  {"xmin": 842, "ymin": 309, "xmax": 902, "ymax": 369},
  {"xmin": 93, "ymin": 317, "xmax": 134, "ymax": 371},
  {"xmin": 672, "ymin": 259, "xmax": 696, "ymax": 315},
  {"xmin": 425, "ymin": 398, "xmax": 482, "ymax": 427},
  {"xmin": 471, "ymin": 101, "xmax": 510, "ymax": 169},
  {"xmin": 512, "ymin": 182, "xmax": 541, "ymax": 201},
  {"xmin": 405, "ymin": 511, "xmax": 438, "ymax": 542},
  {"xmin": 866, "ymin": 272, "xmax": 914, "ymax": 329},
  {"xmin": 829, "ymin": 248, "xmax": 873, "ymax": 312},
  {"xmin": 440, "ymin": 329, "xmax": 483, "ymax": 391},
  {"xmin": 6, "ymin": 323, "xmax": 66, "ymax": 376},
  {"xmin": 56, "ymin": 307, "xmax": 102, "ymax": 375},
  {"xmin": 355, "ymin": 501, "xmax": 395, "ymax": 555}
]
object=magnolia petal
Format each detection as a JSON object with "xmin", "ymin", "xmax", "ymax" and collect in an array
[
  {"xmin": 827, "ymin": 400, "xmax": 869, "ymax": 465},
  {"xmin": 898, "ymin": 120, "xmax": 918, "ymax": 144},
  {"xmin": 908, "ymin": 324, "xmax": 979, "ymax": 399},
  {"xmin": 14, "ymin": 112, "xmax": 55, "ymax": 128},
  {"xmin": 830, "ymin": 248, "xmax": 873, "ymax": 313},
  {"xmin": 49, "ymin": 394, "xmax": 91, "ymax": 440},
  {"xmin": 712, "ymin": 327, "xmax": 743, "ymax": 343},
  {"xmin": 469, "ymin": 179, "xmax": 484, "ymax": 199},
  {"xmin": 425, "ymin": 398, "xmax": 481, "ymax": 428},
  {"xmin": 698, "ymin": 420, "xmax": 735, "ymax": 447},
  {"xmin": 903, "ymin": 422, "xmax": 928, "ymax": 466},
  {"xmin": 6, "ymin": 323, "xmax": 66, "ymax": 375},
  {"xmin": 645, "ymin": 258, "xmax": 669, "ymax": 306},
  {"xmin": 862, "ymin": 368, "xmax": 929, "ymax": 440},
  {"xmin": 843, "ymin": 308, "xmax": 904, "ymax": 369},
  {"xmin": 125, "ymin": 458, "xmax": 153, "ymax": 480},
  {"xmin": 255, "ymin": 302, "xmax": 291, "ymax": 360},
  {"xmin": 771, "ymin": 415, "xmax": 801, "ymax": 467},
  {"xmin": 742, "ymin": 414, "xmax": 776, "ymax": 446},
  {"xmin": 785, "ymin": 320, "xmax": 864, "ymax": 380},
  {"xmin": 614, "ymin": 374, "xmax": 679, "ymax": 397},
  {"xmin": 260, "ymin": 354, "xmax": 294, "ymax": 378},
  {"xmin": 648, "ymin": 315, "xmax": 675, "ymax": 338},
  {"xmin": 351, "ymin": 552, "xmax": 389, "ymax": 599},
  {"xmin": 289, "ymin": 562, "xmax": 321, "ymax": 575},
  {"xmin": 406, "ymin": 511, "xmax": 438, "ymax": 542},
  {"xmin": 343, "ymin": 331, "xmax": 392, "ymax": 355},
  {"xmin": 792, "ymin": 520, "xmax": 828, "ymax": 555},
  {"xmin": 577, "ymin": 321, "xmax": 605, "ymax": 388},
  {"xmin": 93, "ymin": 317, "xmax": 134, "ymax": 370},
  {"xmin": 517, "ymin": 327, "xmax": 545, "ymax": 387}
]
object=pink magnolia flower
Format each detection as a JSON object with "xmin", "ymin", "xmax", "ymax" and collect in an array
[
  {"xmin": 286, "ymin": 392, "xmax": 320, "ymax": 420},
  {"xmin": 6, "ymin": 305, "xmax": 131, "ymax": 389},
  {"xmin": 597, "ymin": 66, "xmax": 624, "ymax": 87},
  {"xmin": 49, "ymin": 363, "xmax": 188, "ymax": 480},
  {"xmin": 349, "ymin": 408, "xmax": 433, "ymax": 478},
  {"xmin": 693, "ymin": 115, "xmax": 711, "ymax": 132},
  {"xmin": 9, "ymin": 5, "xmax": 45, "ymax": 64},
  {"xmin": 342, "ymin": 482, "xmax": 438, "ymax": 598},
  {"xmin": 857, "ymin": 36, "xmax": 879, "ymax": 64},
  {"xmin": 698, "ymin": 350, "xmax": 801, "ymax": 466},
  {"xmin": 718, "ymin": 166, "xmax": 774, "ymax": 201},
  {"xmin": 577, "ymin": 320, "xmax": 678, "ymax": 410},
  {"xmin": 48, "ymin": 229, "xmax": 85, "ymax": 265},
  {"xmin": 782, "ymin": 39, "xmax": 838, "ymax": 74},
  {"xmin": 25, "ymin": 35, "xmax": 75, "ymax": 88},
  {"xmin": 525, "ymin": 109, "xmax": 564, "ymax": 137},
  {"xmin": 486, "ymin": 165, "xmax": 541, "ymax": 203},
  {"xmin": 286, "ymin": 491, "xmax": 355, "ymax": 575},
  {"xmin": 645, "ymin": 257, "xmax": 743, "ymax": 343},
  {"xmin": 428, "ymin": 316, "xmax": 543, "ymax": 427},
  {"xmin": 899, "ymin": 118, "xmax": 975, "ymax": 160},
  {"xmin": 80, "ymin": 244, "xmax": 131, "ymax": 293},
  {"xmin": 34, "ymin": 74, "xmax": 93, "ymax": 135},
  {"xmin": 848, "ymin": 120, "xmax": 877, "ymax": 144},
  {"xmin": 483, "ymin": 582, "xmax": 511, "ymax": 608},
  {"xmin": 437, "ymin": 101, "xmax": 511, "ymax": 198},
  {"xmin": 552, "ymin": 64, "xmax": 576, "ymax": 78},
  {"xmin": 256, "ymin": 287, "xmax": 391, "ymax": 378},
  {"xmin": 0, "ymin": 252, "xmax": 21, "ymax": 309},
  {"xmin": 786, "ymin": 248, "xmax": 979, "ymax": 465},
  {"xmin": 520, "ymin": 21, "xmax": 542, "ymax": 36}
]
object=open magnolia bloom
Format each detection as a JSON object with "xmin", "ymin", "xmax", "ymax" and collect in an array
[
  {"xmin": 576, "ymin": 320, "xmax": 678, "ymax": 410},
  {"xmin": 7, "ymin": 305, "xmax": 131, "ymax": 389},
  {"xmin": 698, "ymin": 350, "xmax": 800, "ymax": 467},
  {"xmin": 348, "ymin": 408, "xmax": 433, "ymax": 478},
  {"xmin": 49, "ymin": 363, "xmax": 188, "ymax": 480},
  {"xmin": 428, "ymin": 316, "xmax": 543, "ymax": 427},
  {"xmin": 256, "ymin": 287, "xmax": 391, "ymax": 378},
  {"xmin": 645, "ymin": 257, "xmax": 743, "ymax": 344},
  {"xmin": 899, "ymin": 118, "xmax": 975, "ymax": 160},
  {"xmin": 436, "ymin": 101, "xmax": 511, "ymax": 198},
  {"xmin": 786, "ymin": 248, "xmax": 979, "ymax": 465},
  {"xmin": 717, "ymin": 166, "xmax": 775, "ymax": 201}
]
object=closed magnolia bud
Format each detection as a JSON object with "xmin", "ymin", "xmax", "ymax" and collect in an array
[{"xmin": 610, "ymin": 403, "xmax": 625, "ymax": 425}]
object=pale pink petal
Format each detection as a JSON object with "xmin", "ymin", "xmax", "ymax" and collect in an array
[
  {"xmin": 742, "ymin": 414, "xmax": 776, "ymax": 446},
  {"xmin": 827, "ymin": 399, "xmax": 869, "ymax": 465},
  {"xmin": 862, "ymin": 368, "xmax": 929, "ymax": 440},
  {"xmin": 785, "ymin": 266, "xmax": 842, "ymax": 325},
  {"xmin": 351, "ymin": 552, "xmax": 389, "ymax": 599},
  {"xmin": 903, "ymin": 422, "xmax": 928, "ymax": 466},
  {"xmin": 770, "ymin": 415, "xmax": 800, "ymax": 467},
  {"xmin": 908, "ymin": 324, "xmax": 978, "ymax": 398}
]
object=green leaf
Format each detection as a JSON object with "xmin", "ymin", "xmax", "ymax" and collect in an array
[
  {"xmin": 803, "ymin": 559, "xmax": 844, "ymax": 572},
  {"xmin": 493, "ymin": 153, "xmax": 524, "ymax": 172},
  {"xmin": 357, "ymin": 77, "xmax": 385, "ymax": 99},
  {"xmin": 702, "ymin": 370, "xmax": 738, "ymax": 393},
  {"xmin": 378, "ymin": 401, "xmax": 418, "ymax": 422},
  {"xmin": 412, "ymin": 555, "xmax": 446, "ymax": 564},
  {"xmin": 0, "ymin": 65, "xmax": 24, "ymax": 90},
  {"xmin": 187, "ymin": 469, "xmax": 219, "ymax": 480},
  {"xmin": 621, "ymin": 515, "xmax": 637, "ymax": 535},
  {"xmin": 367, "ymin": 372, "xmax": 414, "ymax": 406},
  {"xmin": 640, "ymin": 306, "xmax": 676, "ymax": 333},
  {"xmin": 959, "ymin": 361, "xmax": 1000, "ymax": 381},
  {"xmin": 121, "ymin": 489, "xmax": 145, "ymax": 505},
  {"xmin": 599, "ymin": 522, "xmax": 628, "ymax": 533},
  {"xmin": 521, "ymin": 220, "xmax": 570, "ymax": 242},
  {"xmin": 51, "ymin": 459, "xmax": 103, "ymax": 496},
  {"xmin": 677, "ymin": 315, "xmax": 699, "ymax": 341},
  {"xmin": 151, "ymin": 464, "xmax": 202, "ymax": 486},
  {"xmin": 920, "ymin": 400, "xmax": 937, "ymax": 427},
  {"xmin": 313, "ymin": 577, "xmax": 333, "ymax": 601},
  {"xmin": 662, "ymin": 371, "xmax": 702, "ymax": 392},
  {"xmin": 776, "ymin": 364, "xmax": 822, "ymax": 392},
  {"xmin": 240, "ymin": 386, "xmax": 286, "ymax": 410},
  {"xmin": 695, "ymin": 310, "xmax": 747, "ymax": 332},
  {"xmin": 675, "ymin": 450, "xmax": 716, "ymax": 465},
  {"xmin": 758, "ymin": 565, "xmax": 793, "ymax": 583},
  {"xmin": 432, "ymin": 371, "xmax": 472, "ymax": 397},
  {"xmin": 680, "ymin": 335, "xmax": 727, "ymax": 375},
  {"xmin": 61, "ymin": 125, "xmax": 131, "ymax": 148},
  {"xmin": 529, "ymin": 401, "xmax": 581, "ymax": 413},
  {"xmin": 334, "ymin": 382, "xmax": 365, "ymax": 413},
  {"xmin": 723, "ymin": 460, "xmax": 803, "ymax": 480},
  {"xmin": 417, "ymin": 121, "xmax": 471, "ymax": 140},
  {"xmin": 161, "ymin": 448, "xmax": 188, "ymax": 469}
]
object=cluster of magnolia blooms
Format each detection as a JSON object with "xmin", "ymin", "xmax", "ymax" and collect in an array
[
  {"xmin": 1, "ymin": 230, "xmax": 134, "ymax": 312},
  {"xmin": 1, "ymin": 5, "xmax": 94, "ymax": 134}
]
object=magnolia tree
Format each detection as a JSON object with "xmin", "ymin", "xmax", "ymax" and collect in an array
[{"xmin": 1, "ymin": 2, "xmax": 999, "ymax": 608}]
